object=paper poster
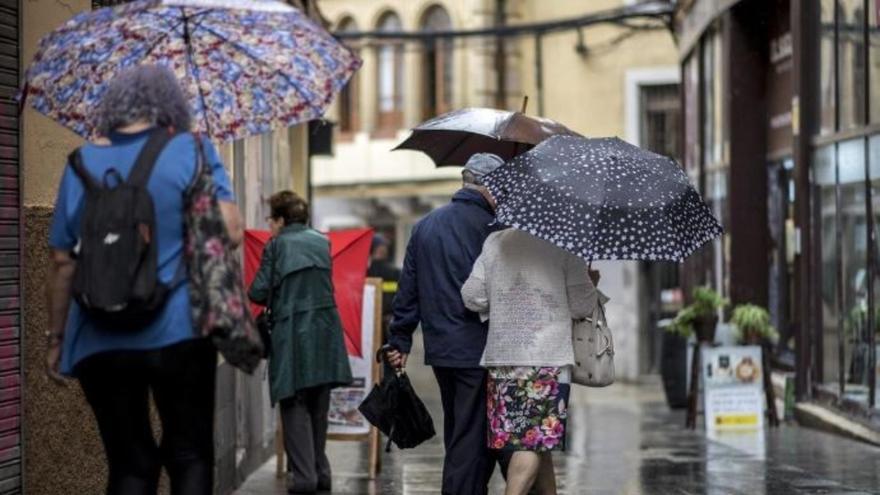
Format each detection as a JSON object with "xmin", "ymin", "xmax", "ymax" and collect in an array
[
  {"xmin": 701, "ymin": 346, "xmax": 765, "ymax": 433},
  {"xmin": 328, "ymin": 283, "xmax": 378, "ymax": 435}
]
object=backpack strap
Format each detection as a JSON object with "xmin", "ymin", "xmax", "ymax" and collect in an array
[
  {"xmin": 68, "ymin": 149, "xmax": 100, "ymax": 191},
  {"xmin": 126, "ymin": 128, "xmax": 179, "ymax": 188}
]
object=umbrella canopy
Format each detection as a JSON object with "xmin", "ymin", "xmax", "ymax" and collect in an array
[
  {"xmin": 483, "ymin": 135, "xmax": 723, "ymax": 263},
  {"xmin": 22, "ymin": 0, "xmax": 361, "ymax": 142},
  {"xmin": 393, "ymin": 107, "xmax": 581, "ymax": 166}
]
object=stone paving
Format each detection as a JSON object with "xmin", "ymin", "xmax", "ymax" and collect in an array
[{"xmin": 235, "ymin": 349, "xmax": 880, "ymax": 495}]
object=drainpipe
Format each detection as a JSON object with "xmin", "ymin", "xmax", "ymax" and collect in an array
[
  {"xmin": 494, "ymin": 0, "xmax": 507, "ymax": 109},
  {"xmin": 534, "ymin": 32, "xmax": 544, "ymax": 116}
]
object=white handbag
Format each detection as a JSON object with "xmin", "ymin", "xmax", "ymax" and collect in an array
[{"xmin": 572, "ymin": 297, "xmax": 615, "ymax": 387}]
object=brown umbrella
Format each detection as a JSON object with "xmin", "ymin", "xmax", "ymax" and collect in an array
[{"xmin": 393, "ymin": 107, "xmax": 581, "ymax": 166}]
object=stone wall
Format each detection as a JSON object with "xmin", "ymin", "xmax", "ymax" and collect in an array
[{"xmin": 22, "ymin": 206, "xmax": 106, "ymax": 495}]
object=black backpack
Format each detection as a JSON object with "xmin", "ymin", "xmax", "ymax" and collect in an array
[{"xmin": 68, "ymin": 128, "xmax": 180, "ymax": 328}]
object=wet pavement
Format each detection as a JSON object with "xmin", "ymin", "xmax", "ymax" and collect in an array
[{"xmin": 235, "ymin": 343, "xmax": 880, "ymax": 495}]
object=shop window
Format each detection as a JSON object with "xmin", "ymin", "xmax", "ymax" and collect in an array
[
  {"xmin": 838, "ymin": 0, "xmax": 867, "ymax": 130},
  {"xmin": 767, "ymin": 158, "xmax": 796, "ymax": 347},
  {"xmin": 706, "ymin": 167, "xmax": 729, "ymax": 293},
  {"xmin": 701, "ymin": 34, "xmax": 716, "ymax": 167},
  {"xmin": 819, "ymin": 0, "xmax": 836, "ymax": 134},
  {"xmin": 870, "ymin": 135, "xmax": 880, "ymax": 406},
  {"xmin": 639, "ymin": 84, "xmax": 681, "ymax": 161},
  {"xmin": 337, "ymin": 17, "xmax": 359, "ymax": 136},
  {"xmin": 869, "ymin": 3, "xmax": 880, "ymax": 124},
  {"xmin": 375, "ymin": 11, "xmax": 404, "ymax": 135},
  {"xmin": 814, "ymin": 138, "xmax": 876, "ymax": 406},
  {"xmin": 838, "ymin": 140, "xmax": 868, "ymax": 399},
  {"xmin": 701, "ymin": 31, "xmax": 728, "ymax": 298},
  {"xmin": 683, "ymin": 54, "xmax": 700, "ymax": 185},
  {"xmin": 814, "ymin": 145, "xmax": 839, "ymax": 387},
  {"xmin": 420, "ymin": 5, "xmax": 453, "ymax": 120},
  {"xmin": 639, "ymin": 82, "xmax": 682, "ymax": 372}
]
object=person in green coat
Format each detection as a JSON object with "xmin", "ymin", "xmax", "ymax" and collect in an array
[{"xmin": 248, "ymin": 191, "xmax": 352, "ymax": 494}]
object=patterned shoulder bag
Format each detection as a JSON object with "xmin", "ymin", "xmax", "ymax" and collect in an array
[{"xmin": 184, "ymin": 135, "xmax": 263, "ymax": 373}]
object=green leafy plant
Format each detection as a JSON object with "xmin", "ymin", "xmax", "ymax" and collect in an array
[
  {"xmin": 692, "ymin": 287, "xmax": 729, "ymax": 315},
  {"xmin": 731, "ymin": 304, "xmax": 779, "ymax": 344},
  {"xmin": 666, "ymin": 287, "xmax": 729, "ymax": 339},
  {"xmin": 845, "ymin": 303, "xmax": 880, "ymax": 338}
]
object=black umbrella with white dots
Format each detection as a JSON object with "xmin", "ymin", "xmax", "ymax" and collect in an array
[{"xmin": 482, "ymin": 135, "xmax": 723, "ymax": 263}]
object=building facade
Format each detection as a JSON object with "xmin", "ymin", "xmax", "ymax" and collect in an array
[
  {"xmin": 675, "ymin": 0, "xmax": 880, "ymax": 428},
  {"xmin": 316, "ymin": 0, "xmax": 680, "ymax": 381}
]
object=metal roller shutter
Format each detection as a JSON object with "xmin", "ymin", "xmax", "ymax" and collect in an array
[{"xmin": 0, "ymin": 0, "xmax": 20, "ymax": 493}]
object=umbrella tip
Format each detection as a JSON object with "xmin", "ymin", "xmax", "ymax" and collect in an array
[{"xmin": 520, "ymin": 95, "xmax": 528, "ymax": 114}]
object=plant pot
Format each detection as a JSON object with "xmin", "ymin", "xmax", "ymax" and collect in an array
[
  {"xmin": 694, "ymin": 314, "xmax": 718, "ymax": 343},
  {"xmin": 660, "ymin": 331, "xmax": 688, "ymax": 409},
  {"xmin": 742, "ymin": 330, "xmax": 763, "ymax": 346}
]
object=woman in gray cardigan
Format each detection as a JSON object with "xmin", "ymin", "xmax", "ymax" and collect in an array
[{"xmin": 461, "ymin": 228, "xmax": 599, "ymax": 495}]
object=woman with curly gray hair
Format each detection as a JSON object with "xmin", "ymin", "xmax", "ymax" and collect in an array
[{"xmin": 45, "ymin": 64, "xmax": 242, "ymax": 495}]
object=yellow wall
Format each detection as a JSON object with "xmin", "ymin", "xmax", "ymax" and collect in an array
[
  {"xmin": 22, "ymin": 0, "xmax": 91, "ymax": 207},
  {"xmin": 517, "ymin": 0, "xmax": 678, "ymax": 137}
]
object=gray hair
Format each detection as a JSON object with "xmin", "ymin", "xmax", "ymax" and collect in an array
[
  {"xmin": 462, "ymin": 169, "xmax": 482, "ymax": 186},
  {"xmin": 94, "ymin": 65, "xmax": 192, "ymax": 136}
]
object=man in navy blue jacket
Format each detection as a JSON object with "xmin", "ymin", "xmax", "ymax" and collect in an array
[{"xmin": 386, "ymin": 153, "xmax": 504, "ymax": 495}]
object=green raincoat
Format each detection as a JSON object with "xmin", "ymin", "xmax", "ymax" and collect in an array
[{"xmin": 248, "ymin": 224, "xmax": 353, "ymax": 404}]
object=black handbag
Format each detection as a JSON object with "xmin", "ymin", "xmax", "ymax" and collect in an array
[{"xmin": 255, "ymin": 241, "xmax": 276, "ymax": 358}]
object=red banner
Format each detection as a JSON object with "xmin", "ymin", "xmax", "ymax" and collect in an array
[{"xmin": 243, "ymin": 228, "xmax": 373, "ymax": 358}]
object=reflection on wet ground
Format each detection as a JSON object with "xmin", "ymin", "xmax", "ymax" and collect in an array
[{"xmin": 236, "ymin": 346, "xmax": 880, "ymax": 495}]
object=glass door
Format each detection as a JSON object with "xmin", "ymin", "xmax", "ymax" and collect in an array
[{"xmin": 768, "ymin": 158, "xmax": 796, "ymax": 361}]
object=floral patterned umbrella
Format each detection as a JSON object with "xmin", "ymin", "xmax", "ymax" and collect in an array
[{"xmin": 21, "ymin": 0, "xmax": 361, "ymax": 142}]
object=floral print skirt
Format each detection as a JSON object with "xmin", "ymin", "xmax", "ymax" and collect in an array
[{"xmin": 487, "ymin": 366, "xmax": 570, "ymax": 452}]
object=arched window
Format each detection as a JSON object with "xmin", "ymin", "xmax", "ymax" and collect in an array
[
  {"xmin": 337, "ymin": 16, "xmax": 359, "ymax": 135},
  {"xmin": 420, "ymin": 5, "xmax": 453, "ymax": 119},
  {"xmin": 376, "ymin": 11, "xmax": 404, "ymax": 132}
]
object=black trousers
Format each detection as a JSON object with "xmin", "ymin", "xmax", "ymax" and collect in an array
[
  {"xmin": 77, "ymin": 338, "xmax": 217, "ymax": 495},
  {"xmin": 432, "ymin": 367, "xmax": 498, "ymax": 495},
  {"xmin": 279, "ymin": 385, "xmax": 332, "ymax": 492}
]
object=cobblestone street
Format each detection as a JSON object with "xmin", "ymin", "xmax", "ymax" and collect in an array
[{"xmin": 235, "ymin": 344, "xmax": 880, "ymax": 495}]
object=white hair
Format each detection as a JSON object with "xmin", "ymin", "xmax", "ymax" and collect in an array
[{"xmin": 94, "ymin": 65, "xmax": 193, "ymax": 136}]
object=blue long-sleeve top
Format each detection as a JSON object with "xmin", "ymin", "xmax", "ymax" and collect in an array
[{"xmin": 388, "ymin": 188, "xmax": 499, "ymax": 368}]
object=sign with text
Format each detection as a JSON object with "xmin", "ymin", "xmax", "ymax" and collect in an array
[
  {"xmin": 701, "ymin": 346, "xmax": 765, "ymax": 433},
  {"xmin": 328, "ymin": 282, "xmax": 380, "ymax": 436}
]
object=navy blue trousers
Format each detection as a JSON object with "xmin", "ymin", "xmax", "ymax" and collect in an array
[{"xmin": 432, "ymin": 367, "xmax": 500, "ymax": 495}]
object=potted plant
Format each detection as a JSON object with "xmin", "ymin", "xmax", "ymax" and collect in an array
[
  {"xmin": 667, "ymin": 286, "xmax": 728, "ymax": 343},
  {"xmin": 731, "ymin": 304, "xmax": 779, "ymax": 345}
]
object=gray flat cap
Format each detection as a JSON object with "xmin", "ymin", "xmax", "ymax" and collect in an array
[{"xmin": 463, "ymin": 153, "xmax": 505, "ymax": 178}]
